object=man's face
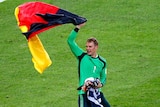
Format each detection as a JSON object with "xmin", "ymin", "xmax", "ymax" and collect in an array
[{"xmin": 86, "ymin": 41, "xmax": 98, "ymax": 57}]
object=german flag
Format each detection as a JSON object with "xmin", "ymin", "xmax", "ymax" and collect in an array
[{"xmin": 14, "ymin": 2, "xmax": 87, "ymax": 74}]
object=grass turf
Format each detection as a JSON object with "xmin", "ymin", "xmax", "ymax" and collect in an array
[{"xmin": 0, "ymin": 0, "xmax": 159, "ymax": 107}]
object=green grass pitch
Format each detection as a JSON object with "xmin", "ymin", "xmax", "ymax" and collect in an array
[{"xmin": 0, "ymin": 0, "xmax": 159, "ymax": 106}]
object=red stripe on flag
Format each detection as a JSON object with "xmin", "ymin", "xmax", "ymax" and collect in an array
[{"xmin": 17, "ymin": 2, "xmax": 59, "ymax": 31}]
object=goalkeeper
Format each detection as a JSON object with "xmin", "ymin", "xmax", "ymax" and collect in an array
[{"xmin": 67, "ymin": 23, "xmax": 110, "ymax": 107}]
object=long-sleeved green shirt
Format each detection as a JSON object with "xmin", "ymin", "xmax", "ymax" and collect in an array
[{"xmin": 67, "ymin": 28, "xmax": 107, "ymax": 94}]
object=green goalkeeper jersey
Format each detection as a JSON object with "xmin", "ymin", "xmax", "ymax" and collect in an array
[{"xmin": 67, "ymin": 28, "xmax": 107, "ymax": 94}]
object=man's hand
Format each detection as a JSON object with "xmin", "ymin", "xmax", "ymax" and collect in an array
[
  {"xmin": 76, "ymin": 23, "xmax": 86, "ymax": 29},
  {"xmin": 81, "ymin": 80, "xmax": 93, "ymax": 91},
  {"xmin": 93, "ymin": 78, "xmax": 103, "ymax": 88},
  {"xmin": 81, "ymin": 78, "xmax": 102, "ymax": 91}
]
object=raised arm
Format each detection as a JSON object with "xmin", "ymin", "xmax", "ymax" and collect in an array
[{"xmin": 67, "ymin": 23, "xmax": 86, "ymax": 57}]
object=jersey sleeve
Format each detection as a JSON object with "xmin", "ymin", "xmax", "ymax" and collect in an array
[
  {"xmin": 100, "ymin": 68, "xmax": 107, "ymax": 86},
  {"xmin": 67, "ymin": 28, "xmax": 84, "ymax": 57},
  {"xmin": 100, "ymin": 60, "xmax": 107, "ymax": 85}
]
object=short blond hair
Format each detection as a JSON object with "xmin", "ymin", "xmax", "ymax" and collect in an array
[{"xmin": 87, "ymin": 37, "xmax": 98, "ymax": 46}]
